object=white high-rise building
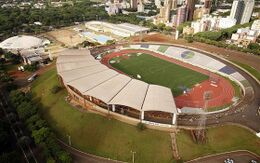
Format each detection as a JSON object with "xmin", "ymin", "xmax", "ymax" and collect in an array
[
  {"xmin": 230, "ymin": 0, "xmax": 254, "ymax": 24},
  {"xmin": 137, "ymin": 0, "xmax": 145, "ymax": 12},
  {"xmin": 155, "ymin": 0, "xmax": 162, "ymax": 8},
  {"xmin": 251, "ymin": 19, "xmax": 260, "ymax": 31},
  {"xmin": 240, "ymin": 0, "xmax": 255, "ymax": 24}
]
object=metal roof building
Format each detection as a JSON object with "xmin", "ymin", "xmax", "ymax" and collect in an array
[{"xmin": 0, "ymin": 35, "xmax": 45, "ymax": 50}]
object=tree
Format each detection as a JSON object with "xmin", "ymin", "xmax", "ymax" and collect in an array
[
  {"xmin": 106, "ymin": 40, "xmax": 116, "ymax": 45},
  {"xmin": 185, "ymin": 35, "xmax": 194, "ymax": 43},
  {"xmin": 0, "ymin": 151, "xmax": 22, "ymax": 163},
  {"xmin": 0, "ymin": 72, "xmax": 13, "ymax": 82},
  {"xmin": 157, "ymin": 23, "xmax": 166, "ymax": 31},
  {"xmin": 16, "ymin": 101, "xmax": 38, "ymax": 119},
  {"xmin": 248, "ymin": 43, "xmax": 260, "ymax": 50},
  {"xmin": 177, "ymin": 21, "xmax": 191, "ymax": 33},
  {"xmin": 9, "ymin": 90, "xmax": 26, "ymax": 107},
  {"xmin": 17, "ymin": 136, "xmax": 31, "ymax": 147},
  {"xmin": 0, "ymin": 120, "xmax": 11, "ymax": 152},
  {"xmin": 26, "ymin": 114, "xmax": 41, "ymax": 126},
  {"xmin": 28, "ymin": 119, "xmax": 47, "ymax": 131},
  {"xmin": 57, "ymin": 151, "xmax": 72, "ymax": 163},
  {"xmin": 24, "ymin": 63, "xmax": 38, "ymax": 72},
  {"xmin": 32, "ymin": 127, "xmax": 51, "ymax": 144},
  {"xmin": 164, "ymin": 26, "xmax": 173, "ymax": 34}
]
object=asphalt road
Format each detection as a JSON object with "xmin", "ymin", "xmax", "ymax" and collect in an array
[
  {"xmin": 57, "ymin": 139, "xmax": 122, "ymax": 163},
  {"xmin": 187, "ymin": 151, "xmax": 260, "ymax": 163}
]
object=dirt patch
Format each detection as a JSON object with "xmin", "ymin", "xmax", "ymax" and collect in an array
[{"xmin": 45, "ymin": 28, "xmax": 85, "ymax": 47}]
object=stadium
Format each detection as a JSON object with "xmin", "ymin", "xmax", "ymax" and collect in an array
[{"xmin": 56, "ymin": 43, "xmax": 252, "ymax": 127}]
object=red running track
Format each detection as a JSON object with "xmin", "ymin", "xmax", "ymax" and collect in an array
[{"xmin": 101, "ymin": 49, "xmax": 235, "ymax": 109}]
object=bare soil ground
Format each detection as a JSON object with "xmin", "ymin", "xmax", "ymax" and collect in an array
[
  {"xmin": 45, "ymin": 27, "xmax": 84, "ymax": 47},
  {"xmin": 131, "ymin": 33, "xmax": 260, "ymax": 72}
]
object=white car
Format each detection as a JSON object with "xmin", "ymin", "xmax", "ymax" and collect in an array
[{"xmin": 224, "ymin": 158, "xmax": 234, "ymax": 163}]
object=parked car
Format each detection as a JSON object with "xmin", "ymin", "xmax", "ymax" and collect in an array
[
  {"xmin": 27, "ymin": 73, "xmax": 37, "ymax": 82},
  {"xmin": 224, "ymin": 158, "xmax": 234, "ymax": 163}
]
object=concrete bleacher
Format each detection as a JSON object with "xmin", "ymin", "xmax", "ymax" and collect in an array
[{"xmin": 219, "ymin": 66, "xmax": 236, "ymax": 75}]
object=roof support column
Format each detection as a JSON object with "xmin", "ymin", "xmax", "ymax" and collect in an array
[
  {"xmin": 141, "ymin": 110, "xmax": 144, "ymax": 121},
  {"xmin": 112, "ymin": 104, "xmax": 115, "ymax": 112},
  {"xmin": 172, "ymin": 113, "xmax": 177, "ymax": 125}
]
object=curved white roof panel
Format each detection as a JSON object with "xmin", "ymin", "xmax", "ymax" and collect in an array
[
  {"xmin": 56, "ymin": 49, "xmax": 90, "ymax": 56},
  {"xmin": 109, "ymin": 79, "xmax": 148, "ymax": 111},
  {"xmin": 56, "ymin": 54, "xmax": 95, "ymax": 64},
  {"xmin": 59, "ymin": 64, "xmax": 109, "ymax": 83},
  {"xmin": 86, "ymin": 74, "xmax": 131, "ymax": 103},
  {"xmin": 57, "ymin": 61, "xmax": 100, "ymax": 73},
  {"xmin": 68, "ymin": 69, "xmax": 118, "ymax": 92},
  {"xmin": 143, "ymin": 85, "xmax": 177, "ymax": 114},
  {"xmin": 0, "ymin": 35, "xmax": 43, "ymax": 50}
]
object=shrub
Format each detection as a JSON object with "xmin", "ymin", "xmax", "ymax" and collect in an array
[
  {"xmin": 5, "ymin": 82, "xmax": 17, "ymax": 92},
  {"xmin": 184, "ymin": 35, "xmax": 193, "ymax": 43},
  {"xmin": 50, "ymin": 85, "xmax": 61, "ymax": 94},
  {"xmin": 24, "ymin": 63, "xmax": 38, "ymax": 72},
  {"xmin": 137, "ymin": 122, "xmax": 146, "ymax": 131}
]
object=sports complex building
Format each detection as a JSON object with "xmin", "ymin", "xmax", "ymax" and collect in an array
[{"xmin": 56, "ymin": 44, "xmax": 252, "ymax": 127}]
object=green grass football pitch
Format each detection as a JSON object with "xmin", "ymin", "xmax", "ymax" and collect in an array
[{"xmin": 110, "ymin": 53, "xmax": 209, "ymax": 96}]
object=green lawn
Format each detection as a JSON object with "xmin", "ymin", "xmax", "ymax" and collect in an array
[
  {"xmin": 232, "ymin": 60, "xmax": 260, "ymax": 81},
  {"xmin": 32, "ymin": 66, "xmax": 260, "ymax": 162},
  {"xmin": 177, "ymin": 125, "xmax": 260, "ymax": 161},
  {"xmin": 110, "ymin": 53, "xmax": 209, "ymax": 96},
  {"xmin": 31, "ymin": 67, "xmax": 174, "ymax": 163}
]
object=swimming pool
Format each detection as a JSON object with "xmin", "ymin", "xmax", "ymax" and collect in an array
[{"xmin": 82, "ymin": 32, "xmax": 113, "ymax": 44}]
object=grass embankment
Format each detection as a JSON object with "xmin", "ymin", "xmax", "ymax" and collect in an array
[
  {"xmin": 110, "ymin": 53, "xmax": 208, "ymax": 96},
  {"xmin": 232, "ymin": 61, "xmax": 260, "ymax": 81},
  {"xmin": 177, "ymin": 125, "xmax": 260, "ymax": 161},
  {"xmin": 32, "ymin": 68, "xmax": 173, "ymax": 163},
  {"xmin": 32, "ymin": 66, "xmax": 260, "ymax": 162}
]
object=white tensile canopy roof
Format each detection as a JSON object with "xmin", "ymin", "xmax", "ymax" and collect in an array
[
  {"xmin": 57, "ymin": 49, "xmax": 177, "ymax": 114},
  {"xmin": 67, "ymin": 69, "xmax": 118, "ymax": 93},
  {"xmin": 86, "ymin": 74, "xmax": 131, "ymax": 103},
  {"xmin": 142, "ymin": 85, "xmax": 177, "ymax": 114},
  {"xmin": 57, "ymin": 61, "xmax": 100, "ymax": 73},
  {"xmin": 0, "ymin": 35, "xmax": 43, "ymax": 50},
  {"xmin": 108, "ymin": 79, "xmax": 148, "ymax": 111},
  {"xmin": 59, "ymin": 64, "xmax": 109, "ymax": 83}
]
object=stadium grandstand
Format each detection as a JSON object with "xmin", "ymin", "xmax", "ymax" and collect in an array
[
  {"xmin": 85, "ymin": 21, "xmax": 150, "ymax": 37},
  {"xmin": 57, "ymin": 49, "xmax": 178, "ymax": 125},
  {"xmin": 57, "ymin": 44, "xmax": 252, "ymax": 125}
]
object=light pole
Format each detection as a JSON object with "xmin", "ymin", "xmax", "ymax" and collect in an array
[
  {"xmin": 67, "ymin": 134, "xmax": 71, "ymax": 146},
  {"xmin": 130, "ymin": 150, "xmax": 136, "ymax": 163}
]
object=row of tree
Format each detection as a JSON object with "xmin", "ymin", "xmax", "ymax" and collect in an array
[
  {"xmin": 9, "ymin": 90, "xmax": 72, "ymax": 163},
  {"xmin": 190, "ymin": 21, "xmax": 260, "ymax": 55},
  {"xmin": 192, "ymin": 36, "xmax": 260, "ymax": 55},
  {"xmin": 194, "ymin": 22, "xmax": 253, "ymax": 41},
  {"xmin": 0, "ymin": 0, "xmax": 108, "ymax": 40},
  {"xmin": 0, "ymin": 119, "xmax": 22, "ymax": 162}
]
